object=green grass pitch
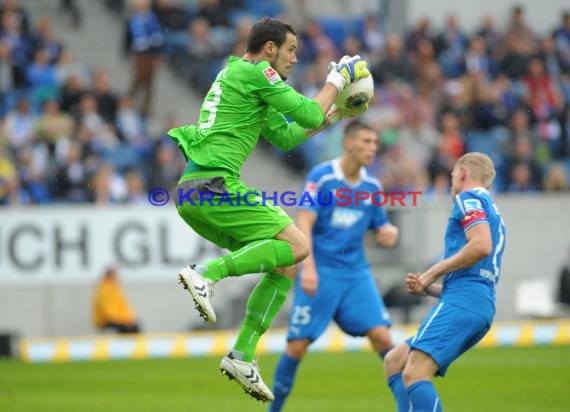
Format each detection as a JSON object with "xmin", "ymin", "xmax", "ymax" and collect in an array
[{"xmin": 1, "ymin": 345, "xmax": 568, "ymax": 411}]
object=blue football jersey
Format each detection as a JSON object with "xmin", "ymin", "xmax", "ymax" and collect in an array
[
  {"xmin": 441, "ymin": 188, "xmax": 506, "ymax": 318},
  {"xmin": 299, "ymin": 158, "xmax": 390, "ymax": 276}
]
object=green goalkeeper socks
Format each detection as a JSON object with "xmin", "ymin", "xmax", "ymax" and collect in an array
[
  {"xmin": 232, "ymin": 271, "xmax": 293, "ymax": 362},
  {"xmin": 202, "ymin": 239, "xmax": 294, "ymax": 282}
]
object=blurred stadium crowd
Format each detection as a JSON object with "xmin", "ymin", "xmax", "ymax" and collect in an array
[{"xmin": 1, "ymin": 0, "xmax": 570, "ymax": 206}]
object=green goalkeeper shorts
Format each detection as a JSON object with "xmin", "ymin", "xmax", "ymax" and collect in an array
[{"xmin": 176, "ymin": 173, "xmax": 293, "ymax": 252}]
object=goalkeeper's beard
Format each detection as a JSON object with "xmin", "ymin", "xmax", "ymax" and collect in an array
[
  {"xmin": 273, "ymin": 65, "xmax": 288, "ymax": 80},
  {"xmin": 269, "ymin": 54, "xmax": 289, "ymax": 80}
]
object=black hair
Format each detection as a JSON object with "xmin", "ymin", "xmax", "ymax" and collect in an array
[{"xmin": 246, "ymin": 17, "xmax": 296, "ymax": 54}]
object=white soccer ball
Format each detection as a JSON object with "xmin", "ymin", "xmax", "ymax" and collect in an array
[{"xmin": 336, "ymin": 75, "xmax": 374, "ymax": 111}]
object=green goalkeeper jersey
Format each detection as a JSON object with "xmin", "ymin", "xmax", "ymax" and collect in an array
[{"xmin": 169, "ymin": 56, "xmax": 325, "ymax": 179}]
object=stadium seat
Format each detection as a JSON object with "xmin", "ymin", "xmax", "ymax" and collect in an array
[
  {"xmin": 515, "ymin": 279, "xmax": 557, "ymax": 318},
  {"xmin": 317, "ymin": 17, "xmax": 348, "ymax": 50},
  {"xmin": 244, "ymin": 0, "xmax": 282, "ymax": 19}
]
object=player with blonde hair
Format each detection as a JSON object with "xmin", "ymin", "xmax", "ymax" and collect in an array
[{"xmin": 384, "ymin": 152, "xmax": 506, "ymax": 411}]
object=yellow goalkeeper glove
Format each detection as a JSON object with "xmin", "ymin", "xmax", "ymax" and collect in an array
[{"xmin": 326, "ymin": 55, "xmax": 370, "ymax": 92}]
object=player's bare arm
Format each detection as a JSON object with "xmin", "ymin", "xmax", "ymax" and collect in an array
[
  {"xmin": 413, "ymin": 223, "xmax": 492, "ymax": 294},
  {"xmin": 312, "ymin": 83, "xmax": 341, "ymax": 116},
  {"xmin": 375, "ymin": 224, "xmax": 399, "ymax": 248},
  {"xmin": 296, "ymin": 209, "xmax": 319, "ymax": 296},
  {"xmin": 406, "ymin": 274, "xmax": 442, "ymax": 297}
]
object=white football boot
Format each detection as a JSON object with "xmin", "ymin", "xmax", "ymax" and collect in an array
[
  {"xmin": 220, "ymin": 354, "xmax": 274, "ymax": 402},
  {"xmin": 177, "ymin": 265, "xmax": 216, "ymax": 323}
]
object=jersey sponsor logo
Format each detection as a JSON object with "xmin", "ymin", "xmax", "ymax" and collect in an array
[
  {"xmin": 331, "ymin": 208, "xmax": 363, "ymax": 229},
  {"xmin": 304, "ymin": 181, "xmax": 317, "ymax": 195},
  {"xmin": 462, "ymin": 210, "xmax": 487, "ymax": 228},
  {"xmin": 263, "ymin": 67, "xmax": 281, "ymax": 84},
  {"xmin": 463, "ymin": 198, "xmax": 483, "ymax": 212}
]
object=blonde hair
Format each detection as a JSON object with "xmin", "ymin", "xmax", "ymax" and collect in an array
[{"xmin": 456, "ymin": 152, "xmax": 496, "ymax": 188}]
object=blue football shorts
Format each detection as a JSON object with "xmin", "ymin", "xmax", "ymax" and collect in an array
[
  {"xmin": 406, "ymin": 300, "xmax": 491, "ymax": 376},
  {"xmin": 287, "ymin": 269, "xmax": 392, "ymax": 341}
]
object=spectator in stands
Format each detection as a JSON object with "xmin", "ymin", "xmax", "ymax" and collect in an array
[
  {"xmin": 492, "ymin": 73, "xmax": 519, "ymax": 116},
  {"xmin": 3, "ymin": 97, "xmax": 36, "ymax": 151},
  {"xmin": 55, "ymin": 49, "xmax": 90, "ymax": 87},
  {"xmin": 0, "ymin": 149, "xmax": 17, "ymax": 205},
  {"xmin": 405, "ymin": 17, "xmax": 432, "ymax": 56},
  {"xmin": 148, "ymin": 139, "xmax": 183, "ymax": 192},
  {"xmin": 360, "ymin": 14, "xmax": 386, "ymax": 59},
  {"xmin": 414, "ymin": 40, "xmax": 445, "ymax": 113},
  {"xmin": 196, "ymin": 0, "xmax": 231, "ymax": 29},
  {"xmin": 123, "ymin": 0, "xmax": 163, "ymax": 116},
  {"xmin": 507, "ymin": 161, "xmax": 538, "ymax": 193},
  {"xmin": 116, "ymin": 94, "xmax": 147, "ymax": 152},
  {"xmin": 299, "ymin": 18, "xmax": 338, "ymax": 64},
  {"xmin": 563, "ymin": 104, "xmax": 570, "ymax": 156},
  {"xmin": 52, "ymin": 140, "xmax": 90, "ymax": 202},
  {"xmin": 0, "ymin": 40, "xmax": 20, "ymax": 117},
  {"xmin": 398, "ymin": 105, "xmax": 439, "ymax": 168},
  {"xmin": 373, "ymin": 34, "xmax": 413, "ymax": 86},
  {"xmin": 506, "ymin": 134, "xmax": 543, "ymax": 190},
  {"xmin": 464, "ymin": 35, "xmax": 491, "ymax": 79},
  {"xmin": 88, "ymin": 162, "xmax": 127, "ymax": 204},
  {"xmin": 501, "ymin": 33, "xmax": 532, "ymax": 81},
  {"xmin": 35, "ymin": 99, "xmax": 74, "ymax": 150},
  {"xmin": 59, "ymin": 74, "xmax": 86, "ymax": 117},
  {"xmin": 523, "ymin": 56, "xmax": 564, "ymax": 157},
  {"xmin": 541, "ymin": 34, "xmax": 563, "ymax": 80},
  {"xmin": 505, "ymin": 5, "xmax": 536, "ymax": 56},
  {"xmin": 91, "ymin": 69, "xmax": 118, "ymax": 125},
  {"xmin": 0, "ymin": 160, "xmax": 28, "ymax": 205},
  {"xmin": 25, "ymin": 47, "xmax": 58, "ymax": 111},
  {"xmin": 32, "ymin": 16, "xmax": 63, "ymax": 65},
  {"xmin": 381, "ymin": 142, "xmax": 425, "ymax": 193},
  {"xmin": 507, "ymin": 108, "xmax": 541, "ymax": 154},
  {"xmin": 0, "ymin": 10, "xmax": 34, "ymax": 75},
  {"xmin": 0, "ymin": 0, "xmax": 30, "ymax": 35},
  {"xmin": 78, "ymin": 93, "xmax": 123, "ymax": 159},
  {"xmin": 342, "ymin": 35, "xmax": 366, "ymax": 65},
  {"xmin": 456, "ymin": 68, "xmax": 492, "ymax": 129},
  {"xmin": 152, "ymin": 0, "xmax": 189, "ymax": 54},
  {"xmin": 553, "ymin": 11, "xmax": 570, "ymax": 74},
  {"xmin": 92, "ymin": 267, "xmax": 141, "ymax": 334},
  {"xmin": 184, "ymin": 17, "xmax": 223, "ymax": 95},
  {"xmin": 477, "ymin": 15, "xmax": 504, "ymax": 69},
  {"xmin": 542, "ymin": 162, "xmax": 568, "ymax": 191},
  {"xmin": 434, "ymin": 14, "xmax": 469, "ymax": 78},
  {"xmin": 124, "ymin": 168, "xmax": 147, "ymax": 206},
  {"xmin": 433, "ymin": 111, "xmax": 465, "ymax": 169},
  {"xmin": 15, "ymin": 144, "xmax": 51, "ymax": 203}
]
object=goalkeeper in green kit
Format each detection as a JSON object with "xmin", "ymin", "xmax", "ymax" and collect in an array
[{"xmin": 168, "ymin": 17, "xmax": 371, "ymax": 402}]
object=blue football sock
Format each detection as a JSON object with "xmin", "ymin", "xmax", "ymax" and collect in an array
[
  {"xmin": 388, "ymin": 372, "xmax": 410, "ymax": 412},
  {"xmin": 407, "ymin": 380, "xmax": 442, "ymax": 412},
  {"xmin": 269, "ymin": 353, "xmax": 301, "ymax": 412}
]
